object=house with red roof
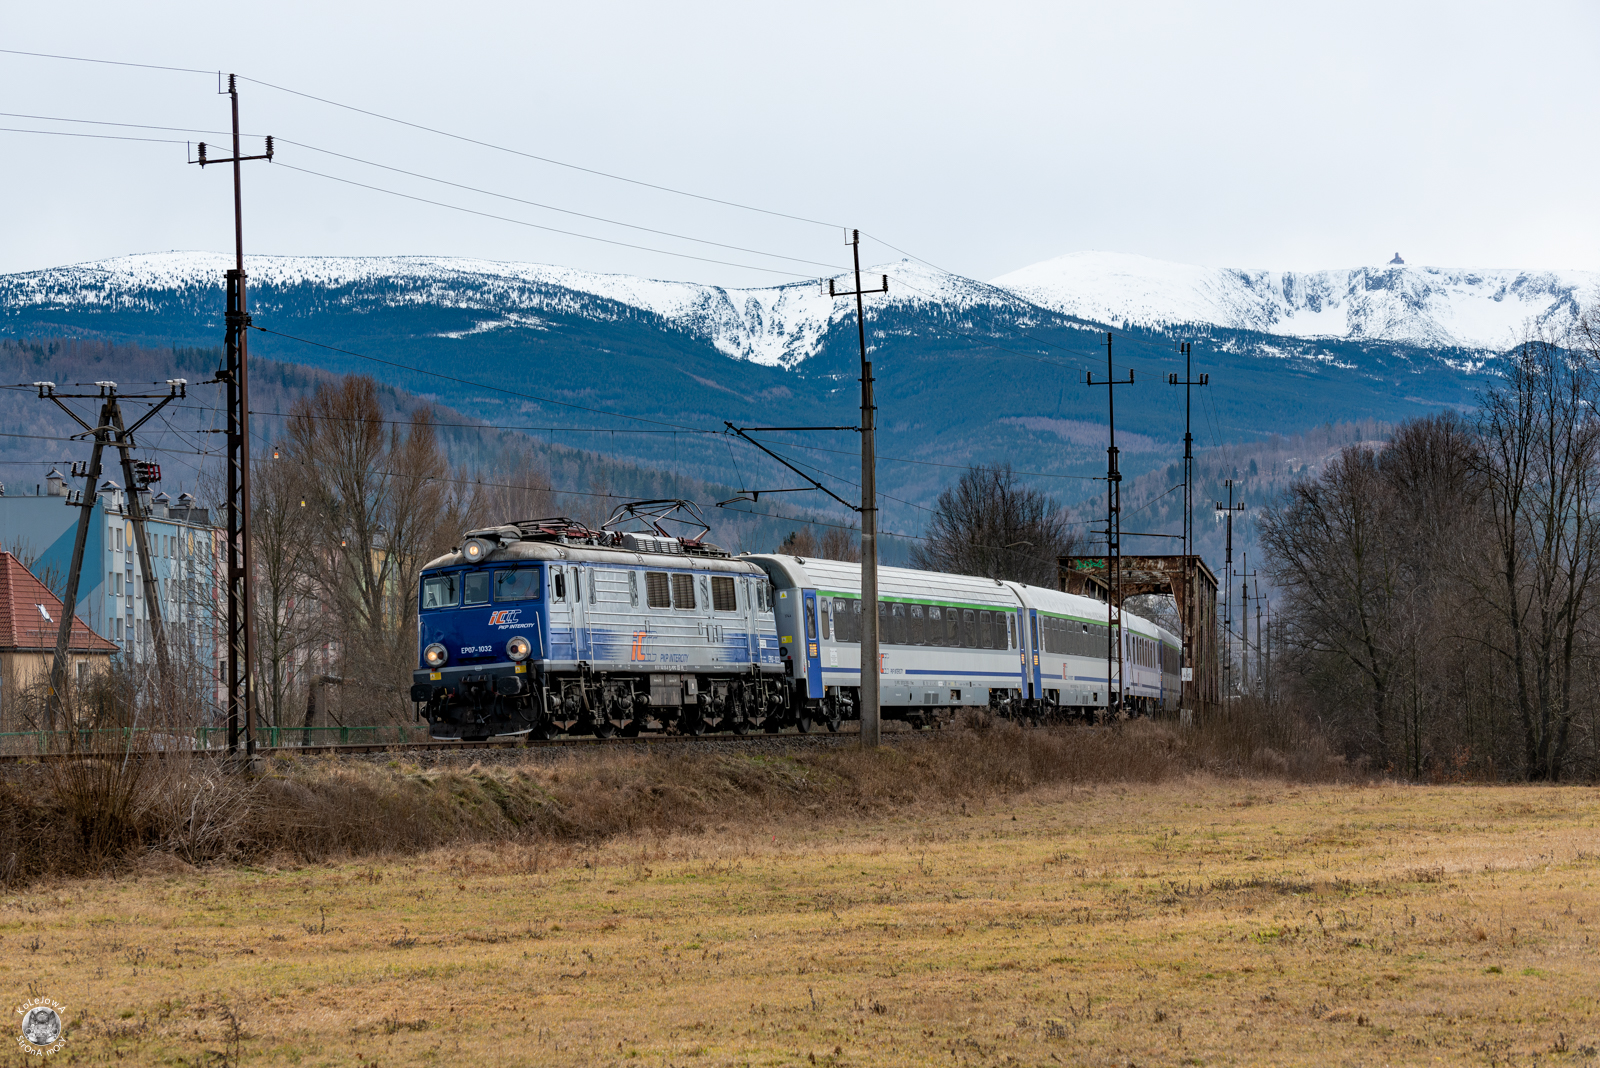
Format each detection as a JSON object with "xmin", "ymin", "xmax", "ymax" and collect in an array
[{"xmin": 0, "ymin": 550, "xmax": 117, "ymax": 728}]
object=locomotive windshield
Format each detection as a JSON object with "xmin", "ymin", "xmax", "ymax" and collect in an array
[
  {"xmin": 463, "ymin": 571, "xmax": 491, "ymax": 605},
  {"xmin": 421, "ymin": 573, "xmax": 457, "ymax": 609}
]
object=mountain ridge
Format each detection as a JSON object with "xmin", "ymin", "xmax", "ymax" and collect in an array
[{"xmin": 992, "ymin": 250, "xmax": 1596, "ymax": 349}]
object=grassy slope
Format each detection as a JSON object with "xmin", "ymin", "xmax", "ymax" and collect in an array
[{"xmin": 5, "ymin": 745, "xmax": 1597, "ymax": 1066}]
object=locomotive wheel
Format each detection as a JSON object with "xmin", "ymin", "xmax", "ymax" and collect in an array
[
  {"xmin": 825, "ymin": 710, "xmax": 841, "ymax": 733},
  {"xmin": 763, "ymin": 716, "xmax": 782, "ymax": 734},
  {"xmin": 682, "ymin": 710, "xmax": 706, "ymax": 736},
  {"xmin": 730, "ymin": 715, "xmax": 749, "ymax": 736},
  {"xmin": 620, "ymin": 719, "xmax": 642, "ymax": 738},
  {"xmin": 796, "ymin": 712, "xmax": 812, "ymax": 734},
  {"xmin": 592, "ymin": 718, "xmax": 616, "ymax": 739}
]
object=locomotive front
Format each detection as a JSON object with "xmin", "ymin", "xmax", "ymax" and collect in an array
[{"xmin": 410, "ymin": 526, "xmax": 547, "ymax": 740}]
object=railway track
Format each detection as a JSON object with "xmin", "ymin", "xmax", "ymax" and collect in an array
[{"xmin": 0, "ymin": 722, "xmax": 946, "ymax": 764}]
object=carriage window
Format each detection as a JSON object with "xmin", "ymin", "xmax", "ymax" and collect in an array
[
  {"xmin": 571, "ymin": 567, "xmax": 582, "ymax": 602},
  {"xmin": 1030, "ymin": 614, "xmax": 1040, "ymax": 653},
  {"xmin": 978, "ymin": 611, "xmax": 994, "ymax": 649},
  {"xmin": 962, "ymin": 609, "xmax": 978, "ymax": 648},
  {"xmin": 421, "ymin": 573, "xmax": 458, "ymax": 609},
  {"xmin": 891, "ymin": 603, "xmax": 908, "ymax": 645},
  {"xmin": 925, "ymin": 606, "xmax": 942, "ymax": 646},
  {"xmin": 1006, "ymin": 614, "xmax": 1016, "ymax": 649},
  {"xmin": 464, "ymin": 571, "xmax": 491, "ymax": 606},
  {"xmin": 909, "ymin": 605, "xmax": 925, "ymax": 645},
  {"xmin": 646, "ymin": 571, "xmax": 671, "ymax": 608},
  {"xmin": 805, "ymin": 599, "xmax": 818, "ymax": 642},
  {"xmin": 878, "ymin": 601, "xmax": 891, "ymax": 645},
  {"xmin": 494, "ymin": 568, "xmax": 540, "ymax": 601},
  {"xmin": 671, "ymin": 573, "xmax": 697, "ymax": 610},
  {"xmin": 818, "ymin": 598, "xmax": 832, "ymax": 640},
  {"xmin": 711, "ymin": 575, "xmax": 737, "ymax": 612},
  {"xmin": 946, "ymin": 606, "xmax": 962, "ymax": 647}
]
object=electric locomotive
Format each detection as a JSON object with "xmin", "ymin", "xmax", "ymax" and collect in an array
[{"xmin": 410, "ymin": 502, "xmax": 795, "ymax": 740}]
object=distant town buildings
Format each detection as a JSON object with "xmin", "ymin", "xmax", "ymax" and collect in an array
[
  {"xmin": 0, "ymin": 550, "xmax": 117, "ymax": 728},
  {"xmin": 0, "ymin": 469, "xmax": 225, "ymax": 717}
]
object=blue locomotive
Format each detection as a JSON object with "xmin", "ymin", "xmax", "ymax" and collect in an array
[
  {"xmin": 410, "ymin": 502, "xmax": 795, "ymax": 739},
  {"xmin": 411, "ymin": 501, "xmax": 1181, "ymax": 739}
]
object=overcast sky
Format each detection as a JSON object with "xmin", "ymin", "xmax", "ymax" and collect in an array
[{"xmin": 3, "ymin": 1, "xmax": 1596, "ymax": 287}]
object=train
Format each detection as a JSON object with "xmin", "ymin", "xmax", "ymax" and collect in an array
[{"xmin": 409, "ymin": 501, "xmax": 1182, "ymax": 740}]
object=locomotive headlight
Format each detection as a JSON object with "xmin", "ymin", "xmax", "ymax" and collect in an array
[
  {"xmin": 462, "ymin": 537, "xmax": 493, "ymax": 562},
  {"xmin": 506, "ymin": 635, "xmax": 532, "ymax": 661},
  {"xmin": 423, "ymin": 642, "xmax": 448, "ymax": 668}
]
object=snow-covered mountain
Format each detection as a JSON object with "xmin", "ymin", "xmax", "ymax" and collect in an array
[
  {"xmin": 0, "ymin": 251, "xmax": 1019, "ymax": 370},
  {"xmin": 991, "ymin": 251, "xmax": 1597, "ymax": 349}
]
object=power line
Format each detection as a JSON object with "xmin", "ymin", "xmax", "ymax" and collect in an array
[
  {"xmin": 274, "ymin": 161, "xmax": 818, "ymax": 279},
  {"xmin": 249, "ymin": 322, "xmax": 720, "ymax": 434},
  {"xmin": 0, "ymin": 125, "xmax": 188, "ymax": 146},
  {"xmin": 0, "ymin": 47, "xmax": 213, "ymax": 76},
  {"xmin": 0, "ymin": 110, "xmax": 240, "ymax": 136},
  {"xmin": 279, "ymin": 138, "xmax": 843, "ymax": 273},
  {"xmin": 238, "ymin": 74, "xmax": 844, "ymax": 231}
]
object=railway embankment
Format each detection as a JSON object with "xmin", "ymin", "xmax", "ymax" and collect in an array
[{"xmin": 0, "ymin": 711, "xmax": 1342, "ymax": 885}]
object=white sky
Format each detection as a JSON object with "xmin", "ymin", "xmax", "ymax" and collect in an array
[{"xmin": 2, "ymin": 0, "xmax": 1597, "ymax": 286}]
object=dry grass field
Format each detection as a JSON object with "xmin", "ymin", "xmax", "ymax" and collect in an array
[{"xmin": 3, "ymin": 773, "xmax": 1598, "ymax": 1067}]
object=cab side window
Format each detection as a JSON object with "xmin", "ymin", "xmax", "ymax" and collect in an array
[
  {"xmin": 646, "ymin": 572, "xmax": 671, "ymax": 608},
  {"xmin": 552, "ymin": 570, "xmax": 566, "ymax": 602},
  {"xmin": 711, "ymin": 575, "xmax": 737, "ymax": 612},
  {"xmin": 494, "ymin": 568, "xmax": 540, "ymax": 601},
  {"xmin": 671, "ymin": 573, "xmax": 696, "ymax": 610}
]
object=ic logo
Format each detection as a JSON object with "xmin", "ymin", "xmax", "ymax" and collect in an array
[{"xmin": 488, "ymin": 610, "xmax": 522, "ymax": 626}]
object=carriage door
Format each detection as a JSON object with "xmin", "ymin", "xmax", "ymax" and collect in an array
[
  {"xmin": 800, "ymin": 590, "xmax": 824, "ymax": 699},
  {"xmin": 1028, "ymin": 609, "xmax": 1042, "ymax": 699},
  {"xmin": 570, "ymin": 566, "xmax": 590, "ymax": 661}
]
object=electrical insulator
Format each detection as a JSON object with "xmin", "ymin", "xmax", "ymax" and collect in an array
[{"xmin": 265, "ymin": 135, "xmax": 274, "ymax": 159}]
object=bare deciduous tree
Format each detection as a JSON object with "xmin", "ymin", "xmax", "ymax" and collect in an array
[
  {"xmin": 286, "ymin": 376, "xmax": 457, "ymax": 723},
  {"xmin": 910, "ymin": 463, "xmax": 1077, "ymax": 585},
  {"xmin": 1475, "ymin": 330, "xmax": 1600, "ymax": 780}
]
